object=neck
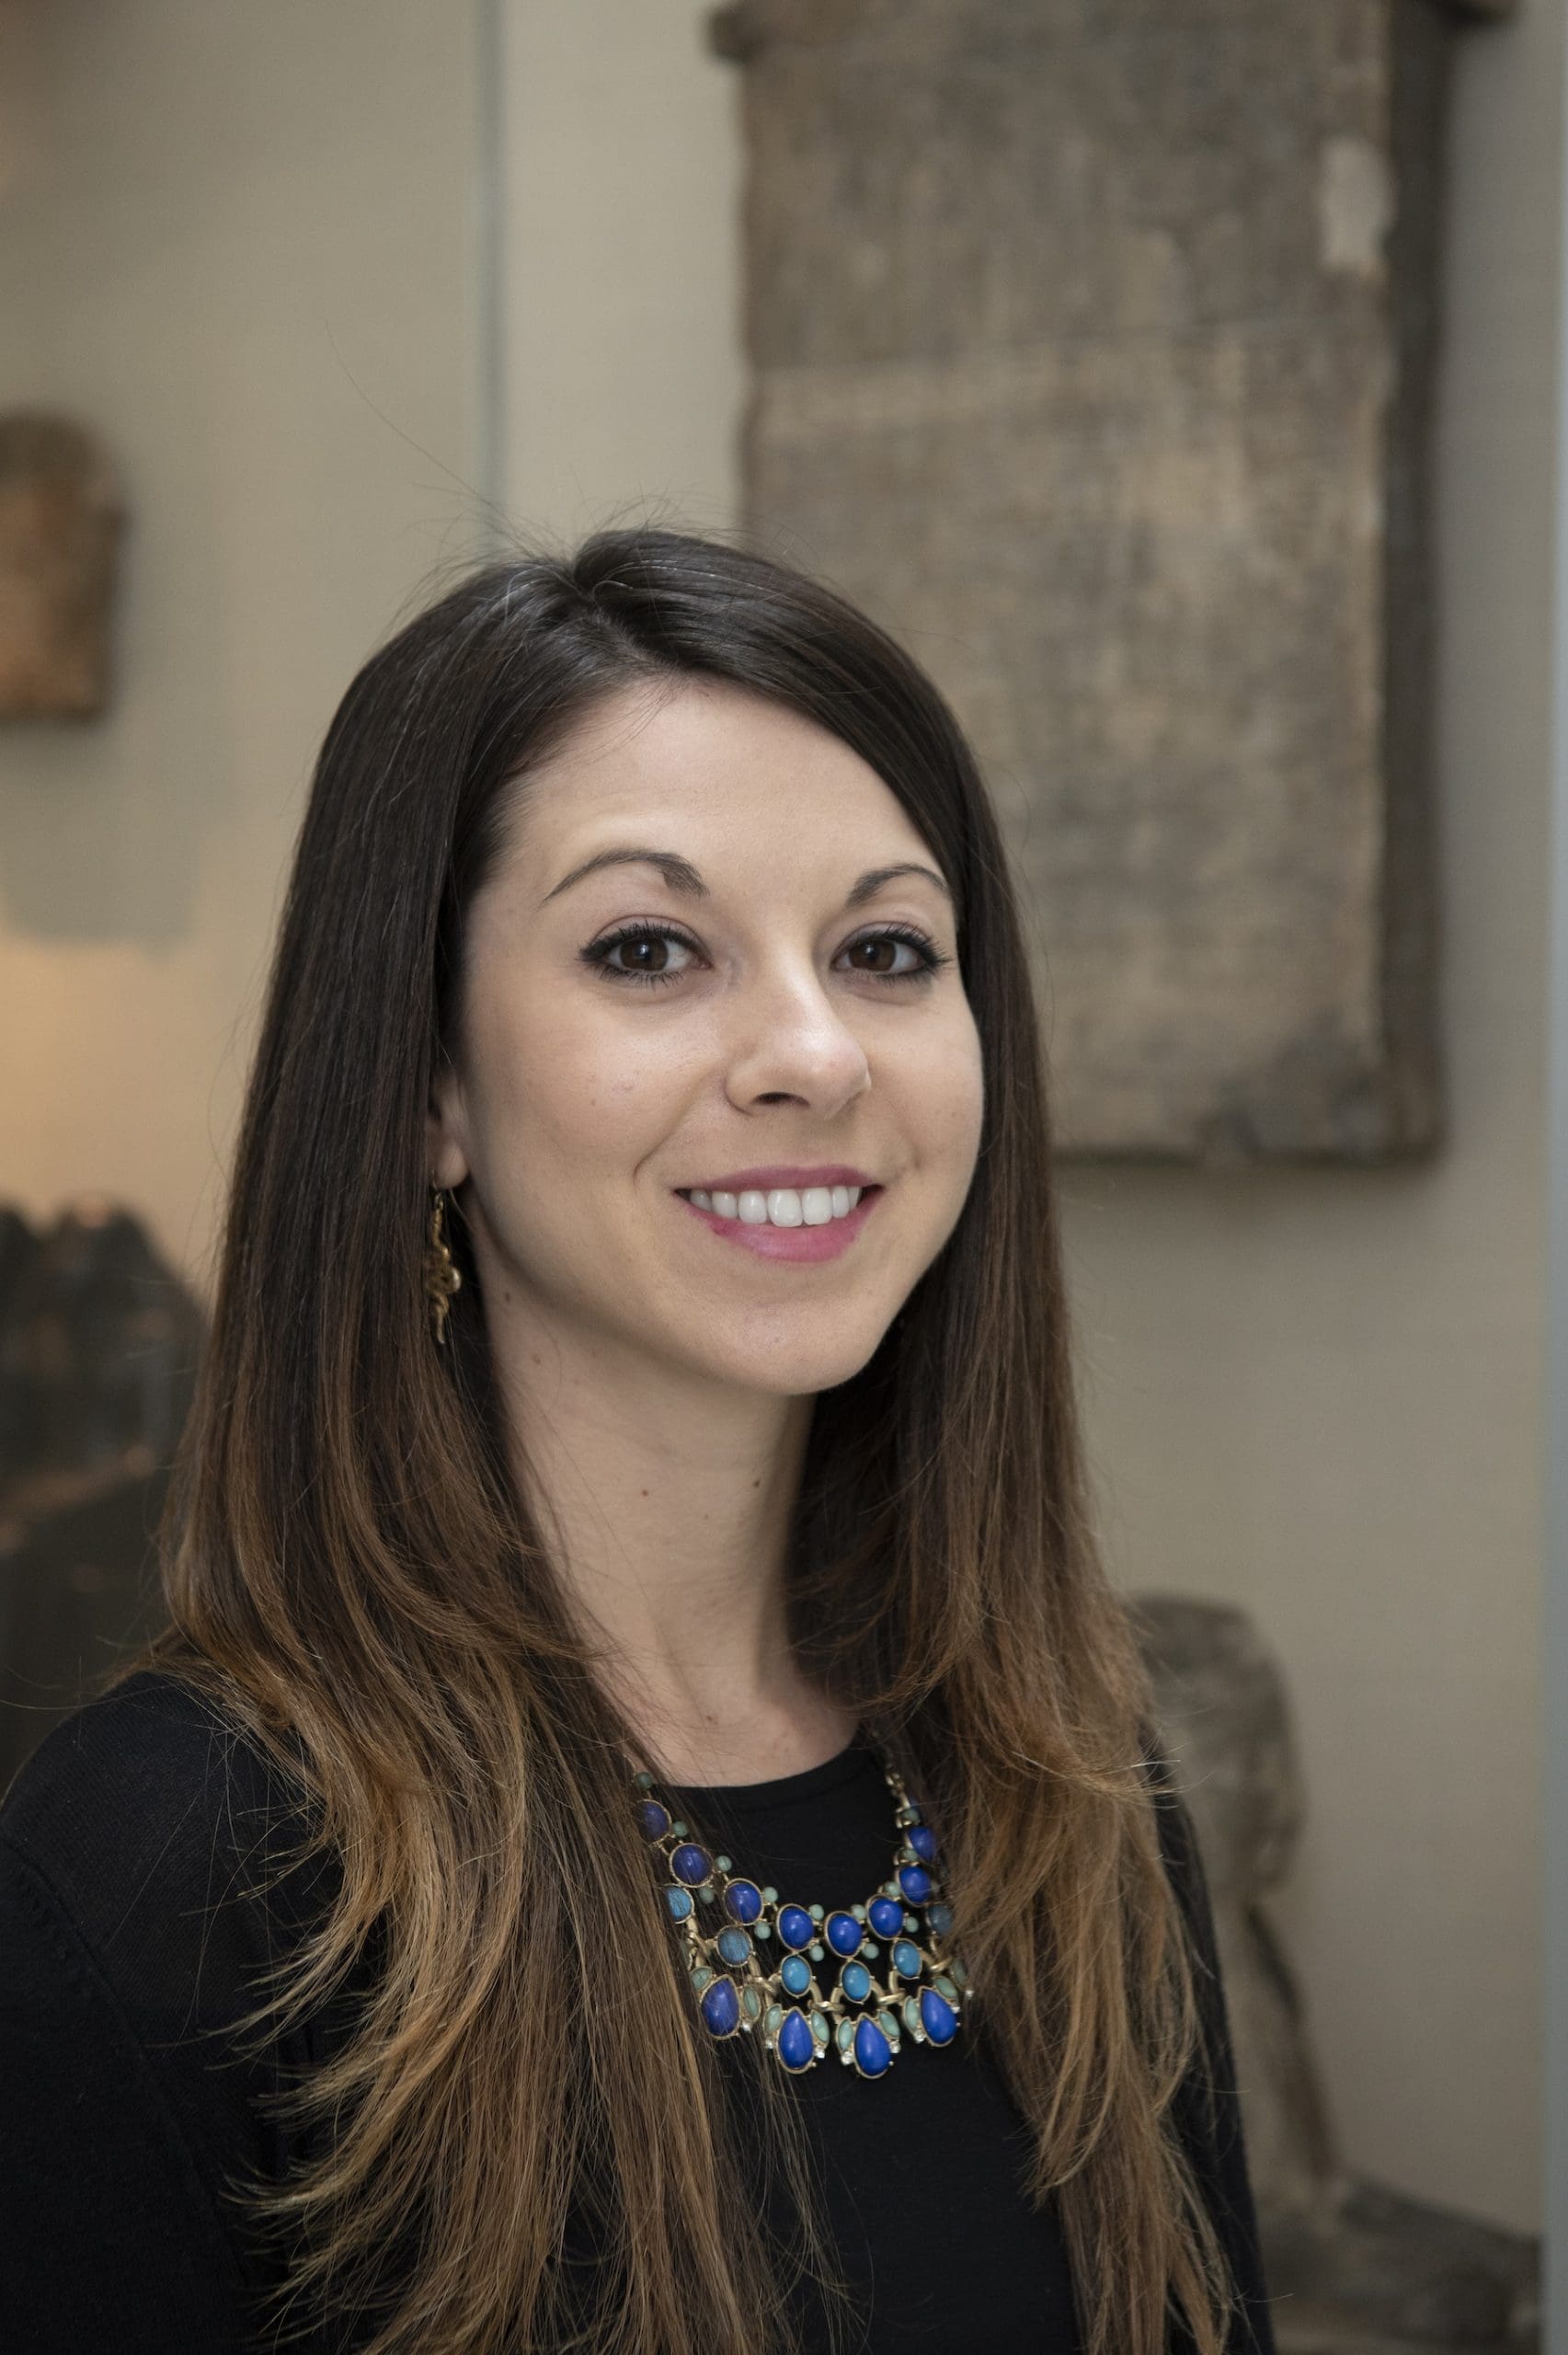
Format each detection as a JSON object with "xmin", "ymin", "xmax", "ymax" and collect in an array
[{"xmin": 493, "ymin": 1333, "xmax": 859, "ymax": 1787}]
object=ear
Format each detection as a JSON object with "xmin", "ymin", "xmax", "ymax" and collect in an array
[{"xmin": 427, "ymin": 1056, "xmax": 470, "ymax": 1192}]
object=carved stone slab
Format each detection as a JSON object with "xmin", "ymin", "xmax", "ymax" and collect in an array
[
  {"xmin": 0, "ymin": 413, "xmax": 121, "ymax": 719},
  {"xmin": 713, "ymin": 0, "xmax": 1458, "ymax": 1159}
]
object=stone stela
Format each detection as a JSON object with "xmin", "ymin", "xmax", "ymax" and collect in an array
[{"xmin": 710, "ymin": 0, "xmax": 1513, "ymax": 1162}]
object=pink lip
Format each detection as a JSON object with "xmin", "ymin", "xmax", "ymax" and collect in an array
[
  {"xmin": 678, "ymin": 1165, "xmax": 876, "ymax": 1193},
  {"xmin": 675, "ymin": 1184, "xmax": 885, "ymax": 1262}
]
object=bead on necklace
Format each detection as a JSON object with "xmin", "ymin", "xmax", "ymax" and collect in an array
[{"xmin": 632, "ymin": 1745, "xmax": 971, "ymax": 2080}]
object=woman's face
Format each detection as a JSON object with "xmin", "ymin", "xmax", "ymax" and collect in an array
[{"xmin": 429, "ymin": 677, "xmax": 986, "ymax": 1399}]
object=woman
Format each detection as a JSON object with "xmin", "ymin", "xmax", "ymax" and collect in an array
[{"xmin": 0, "ymin": 529, "xmax": 1276, "ymax": 2355}]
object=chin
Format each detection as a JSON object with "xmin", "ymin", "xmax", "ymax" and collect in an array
[{"xmin": 680, "ymin": 1315, "xmax": 897, "ymax": 1399}]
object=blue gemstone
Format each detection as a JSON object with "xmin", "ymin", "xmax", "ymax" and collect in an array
[
  {"xmin": 841, "ymin": 1960, "xmax": 872, "ymax": 2003},
  {"xmin": 723, "ymin": 1878, "xmax": 762, "ymax": 1924},
  {"xmin": 638, "ymin": 1799, "xmax": 671, "ymax": 1840},
  {"xmin": 780, "ymin": 1954, "xmax": 812, "ymax": 1997},
  {"xmin": 700, "ymin": 1977, "xmax": 740, "ymax": 2038},
  {"xmin": 825, "ymin": 1911, "xmax": 863, "ymax": 1958},
  {"xmin": 777, "ymin": 2007, "xmax": 816, "ymax": 2072},
  {"xmin": 777, "ymin": 1904, "xmax": 815, "ymax": 1950},
  {"xmin": 898, "ymin": 1864, "xmax": 933, "ymax": 1902},
  {"xmin": 665, "ymin": 1885, "xmax": 693, "ymax": 1921},
  {"xmin": 927, "ymin": 1901, "xmax": 954, "ymax": 1936},
  {"xmin": 908, "ymin": 1823, "xmax": 937, "ymax": 1862},
  {"xmin": 671, "ymin": 1843, "xmax": 712, "ymax": 1887},
  {"xmin": 867, "ymin": 1896, "xmax": 903, "ymax": 1937},
  {"xmin": 716, "ymin": 1927, "xmax": 751, "ymax": 1968},
  {"xmin": 892, "ymin": 1938, "xmax": 922, "ymax": 1978},
  {"xmin": 853, "ymin": 2016, "xmax": 893, "ymax": 2077},
  {"xmin": 919, "ymin": 1987, "xmax": 958, "ymax": 2046}
]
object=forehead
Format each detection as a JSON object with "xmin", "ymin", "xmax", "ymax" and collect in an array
[{"xmin": 500, "ymin": 677, "xmax": 927, "ymax": 874}]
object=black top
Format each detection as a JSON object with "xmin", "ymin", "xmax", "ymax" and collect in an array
[{"xmin": 0, "ymin": 1670, "xmax": 1277, "ymax": 2355}]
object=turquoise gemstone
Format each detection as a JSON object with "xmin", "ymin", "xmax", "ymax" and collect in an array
[
  {"xmin": 716, "ymin": 1927, "xmax": 752, "ymax": 1968},
  {"xmin": 777, "ymin": 1904, "xmax": 814, "ymax": 1950},
  {"xmin": 919, "ymin": 1987, "xmax": 958, "ymax": 2046},
  {"xmin": 825, "ymin": 1911, "xmax": 862, "ymax": 1958},
  {"xmin": 867, "ymin": 1896, "xmax": 903, "ymax": 1937},
  {"xmin": 776, "ymin": 2008, "xmax": 815, "ymax": 2072},
  {"xmin": 665, "ymin": 1886, "xmax": 693, "ymax": 1921},
  {"xmin": 928, "ymin": 1901, "xmax": 954, "ymax": 1936},
  {"xmin": 723, "ymin": 1878, "xmax": 763, "ymax": 1924},
  {"xmin": 780, "ymin": 1954, "xmax": 812, "ymax": 1998},
  {"xmin": 892, "ymin": 1939, "xmax": 923, "ymax": 1979},
  {"xmin": 810, "ymin": 2012, "xmax": 830, "ymax": 2045},
  {"xmin": 933, "ymin": 1972, "xmax": 958, "ymax": 2002},
  {"xmin": 701, "ymin": 1977, "xmax": 740, "ymax": 2038},
  {"xmin": 835, "ymin": 2018, "xmax": 855, "ymax": 2051},
  {"xmin": 898, "ymin": 1864, "xmax": 933, "ymax": 1902},
  {"xmin": 853, "ymin": 2016, "xmax": 893, "ymax": 2078},
  {"xmin": 671, "ymin": 1843, "xmax": 712, "ymax": 1887},
  {"xmin": 901, "ymin": 1995, "xmax": 922, "ymax": 2038},
  {"xmin": 840, "ymin": 1960, "xmax": 872, "ymax": 2003},
  {"xmin": 741, "ymin": 1984, "xmax": 762, "ymax": 2019}
]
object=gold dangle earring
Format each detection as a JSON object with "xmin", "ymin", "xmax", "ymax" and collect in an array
[{"xmin": 424, "ymin": 1182, "xmax": 462, "ymax": 1345}]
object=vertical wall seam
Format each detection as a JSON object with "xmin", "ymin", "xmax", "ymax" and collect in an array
[{"xmin": 471, "ymin": 0, "xmax": 507, "ymax": 543}]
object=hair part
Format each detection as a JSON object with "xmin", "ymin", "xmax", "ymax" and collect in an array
[{"xmin": 115, "ymin": 524, "xmax": 1241, "ymax": 2355}]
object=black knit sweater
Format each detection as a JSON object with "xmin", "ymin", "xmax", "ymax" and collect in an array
[{"xmin": 0, "ymin": 1670, "xmax": 1277, "ymax": 2354}]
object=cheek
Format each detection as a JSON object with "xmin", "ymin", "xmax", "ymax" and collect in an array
[
  {"xmin": 472, "ymin": 988, "xmax": 689, "ymax": 1184},
  {"xmin": 906, "ymin": 1020, "xmax": 987, "ymax": 1177}
]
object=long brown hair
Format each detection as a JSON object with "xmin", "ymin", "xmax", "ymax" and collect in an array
[{"xmin": 116, "ymin": 527, "xmax": 1239, "ymax": 2355}]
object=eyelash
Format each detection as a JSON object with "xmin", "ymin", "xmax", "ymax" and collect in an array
[{"xmin": 580, "ymin": 920, "xmax": 954, "ymax": 992}]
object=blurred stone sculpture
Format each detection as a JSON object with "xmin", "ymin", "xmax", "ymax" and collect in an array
[
  {"xmin": 707, "ymin": 0, "xmax": 1514, "ymax": 1162},
  {"xmin": 0, "ymin": 411, "xmax": 122, "ymax": 718},
  {"xmin": 1131, "ymin": 1593, "xmax": 1539, "ymax": 2355},
  {"xmin": 0, "ymin": 1200, "xmax": 200, "ymax": 1793}
]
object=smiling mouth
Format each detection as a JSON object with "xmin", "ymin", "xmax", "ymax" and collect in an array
[{"xmin": 674, "ymin": 1182, "xmax": 882, "ymax": 1230}]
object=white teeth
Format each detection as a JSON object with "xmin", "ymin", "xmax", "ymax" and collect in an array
[{"xmin": 685, "ymin": 1185, "xmax": 865, "ymax": 1227}]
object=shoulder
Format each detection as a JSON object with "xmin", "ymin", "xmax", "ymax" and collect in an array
[
  {"xmin": 4, "ymin": 1663, "xmax": 276, "ymax": 1844},
  {"xmin": 0, "ymin": 1667, "xmax": 332, "ymax": 2039},
  {"xmin": 0, "ymin": 1671, "xmax": 343, "ymax": 2350}
]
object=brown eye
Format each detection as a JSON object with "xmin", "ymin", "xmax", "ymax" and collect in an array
[
  {"xmin": 615, "ymin": 935, "xmax": 671, "ymax": 978},
  {"xmin": 849, "ymin": 937, "xmax": 902, "ymax": 976},
  {"xmin": 838, "ymin": 925, "xmax": 951, "ymax": 986},
  {"xmin": 581, "ymin": 924, "xmax": 701, "ymax": 989}
]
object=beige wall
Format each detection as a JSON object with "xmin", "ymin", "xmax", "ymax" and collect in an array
[
  {"xmin": 494, "ymin": 2, "xmax": 1553, "ymax": 2232},
  {"xmin": 0, "ymin": 0, "xmax": 480, "ymax": 1289},
  {"xmin": 498, "ymin": 0, "xmax": 742, "ymax": 538},
  {"xmin": 1069, "ymin": 6, "xmax": 1557, "ymax": 2233},
  {"xmin": 0, "ymin": 0, "xmax": 1551, "ymax": 2236}
]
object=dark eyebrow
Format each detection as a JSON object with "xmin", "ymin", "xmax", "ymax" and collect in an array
[{"xmin": 540, "ymin": 847, "xmax": 952, "ymax": 911}]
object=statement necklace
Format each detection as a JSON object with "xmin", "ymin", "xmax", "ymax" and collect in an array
[{"xmin": 633, "ymin": 1743, "xmax": 972, "ymax": 2081}]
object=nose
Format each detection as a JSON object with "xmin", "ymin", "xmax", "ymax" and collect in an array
[{"xmin": 722, "ymin": 955, "xmax": 872, "ymax": 1112}]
